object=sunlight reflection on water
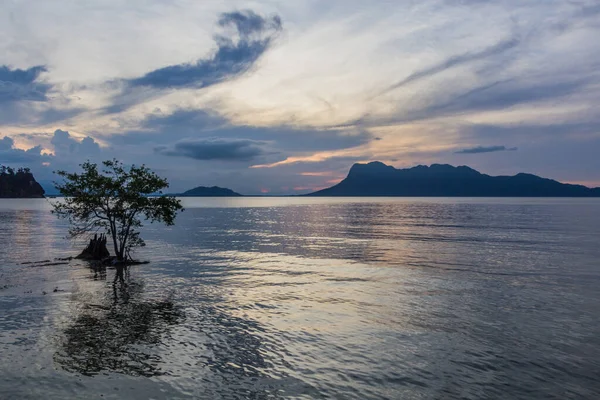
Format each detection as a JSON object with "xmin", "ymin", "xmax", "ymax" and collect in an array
[{"xmin": 1, "ymin": 198, "xmax": 600, "ymax": 399}]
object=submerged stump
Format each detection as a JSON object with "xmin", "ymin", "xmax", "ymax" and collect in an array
[
  {"xmin": 75, "ymin": 233, "xmax": 149, "ymax": 283},
  {"xmin": 76, "ymin": 233, "xmax": 110, "ymax": 260}
]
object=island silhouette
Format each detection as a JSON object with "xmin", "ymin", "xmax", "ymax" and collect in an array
[
  {"xmin": 2, "ymin": 162, "xmax": 600, "ymax": 198},
  {"xmin": 309, "ymin": 162, "xmax": 600, "ymax": 197},
  {"xmin": 0, "ymin": 166, "xmax": 45, "ymax": 198},
  {"xmin": 178, "ymin": 186, "xmax": 242, "ymax": 197}
]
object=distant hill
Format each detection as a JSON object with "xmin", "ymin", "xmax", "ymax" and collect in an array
[
  {"xmin": 179, "ymin": 186, "xmax": 242, "ymax": 197},
  {"xmin": 309, "ymin": 162, "xmax": 600, "ymax": 197},
  {"xmin": 0, "ymin": 167, "xmax": 45, "ymax": 198}
]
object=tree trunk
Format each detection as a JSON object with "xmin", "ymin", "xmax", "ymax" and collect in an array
[
  {"xmin": 117, "ymin": 245, "xmax": 125, "ymax": 262},
  {"xmin": 110, "ymin": 224, "xmax": 120, "ymax": 261},
  {"xmin": 76, "ymin": 233, "xmax": 110, "ymax": 260}
]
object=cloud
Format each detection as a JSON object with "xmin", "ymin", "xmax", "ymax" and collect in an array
[
  {"xmin": 0, "ymin": 129, "xmax": 102, "ymax": 169},
  {"xmin": 377, "ymin": 37, "xmax": 520, "ymax": 97},
  {"xmin": 108, "ymin": 109, "xmax": 374, "ymax": 153},
  {"xmin": 154, "ymin": 137, "xmax": 274, "ymax": 162},
  {"xmin": 0, "ymin": 136, "xmax": 14, "ymax": 150},
  {"xmin": 50, "ymin": 129, "xmax": 101, "ymax": 156},
  {"xmin": 218, "ymin": 10, "xmax": 282, "ymax": 37},
  {"xmin": 0, "ymin": 65, "xmax": 86, "ymax": 125},
  {"xmin": 415, "ymin": 78, "xmax": 594, "ymax": 122},
  {"xmin": 0, "ymin": 65, "xmax": 66, "ymax": 125},
  {"xmin": 127, "ymin": 10, "xmax": 281, "ymax": 90},
  {"xmin": 0, "ymin": 65, "xmax": 50, "ymax": 103},
  {"xmin": 455, "ymin": 145, "xmax": 518, "ymax": 154},
  {"xmin": 0, "ymin": 135, "xmax": 52, "ymax": 165}
]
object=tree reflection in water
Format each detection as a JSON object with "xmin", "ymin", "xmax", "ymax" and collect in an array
[
  {"xmin": 53, "ymin": 263, "xmax": 317, "ymax": 398},
  {"xmin": 54, "ymin": 272, "xmax": 184, "ymax": 377},
  {"xmin": 89, "ymin": 261, "xmax": 107, "ymax": 281}
]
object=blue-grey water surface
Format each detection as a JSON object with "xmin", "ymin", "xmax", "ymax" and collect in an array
[{"xmin": 1, "ymin": 197, "xmax": 600, "ymax": 399}]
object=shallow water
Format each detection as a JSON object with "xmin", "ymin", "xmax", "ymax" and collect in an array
[{"xmin": 1, "ymin": 197, "xmax": 600, "ymax": 399}]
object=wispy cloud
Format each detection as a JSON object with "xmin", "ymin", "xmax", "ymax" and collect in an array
[{"xmin": 376, "ymin": 37, "xmax": 520, "ymax": 98}]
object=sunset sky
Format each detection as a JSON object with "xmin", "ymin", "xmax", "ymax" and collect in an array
[{"xmin": 1, "ymin": 0, "xmax": 600, "ymax": 194}]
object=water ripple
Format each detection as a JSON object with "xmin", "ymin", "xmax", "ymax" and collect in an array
[{"xmin": 1, "ymin": 198, "xmax": 600, "ymax": 399}]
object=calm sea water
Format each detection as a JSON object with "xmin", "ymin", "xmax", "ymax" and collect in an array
[{"xmin": 1, "ymin": 197, "xmax": 600, "ymax": 399}]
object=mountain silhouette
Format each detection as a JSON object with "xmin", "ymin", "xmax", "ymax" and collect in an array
[
  {"xmin": 179, "ymin": 186, "xmax": 242, "ymax": 197},
  {"xmin": 309, "ymin": 162, "xmax": 600, "ymax": 197}
]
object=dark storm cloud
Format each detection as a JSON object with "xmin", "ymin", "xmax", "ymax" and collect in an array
[
  {"xmin": 455, "ymin": 145, "xmax": 517, "ymax": 154},
  {"xmin": 155, "ymin": 137, "xmax": 273, "ymax": 161},
  {"xmin": 127, "ymin": 10, "xmax": 281, "ymax": 89},
  {"xmin": 0, "ymin": 65, "xmax": 50, "ymax": 103}
]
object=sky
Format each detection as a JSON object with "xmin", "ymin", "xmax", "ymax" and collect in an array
[{"xmin": 1, "ymin": 0, "xmax": 600, "ymax": 194}]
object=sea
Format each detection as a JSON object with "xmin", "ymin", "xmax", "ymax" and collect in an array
[{"xmin": 1, "ymin": 197, "xmax": 599, "ymax": 399}]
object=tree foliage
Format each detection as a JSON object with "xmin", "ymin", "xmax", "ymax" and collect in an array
[
  {"xmin": 0, "ymin": 166, "xmax": 31, "ymax": 175},
  {"xmin": 52, "ymin": 159, "xmax": 183, "ymax": 261}
]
